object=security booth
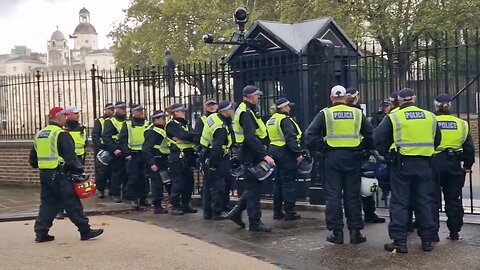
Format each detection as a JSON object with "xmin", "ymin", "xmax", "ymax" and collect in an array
[{"xmin": 225, "ymin": 17, "xmax": 361, "ymax": 202}]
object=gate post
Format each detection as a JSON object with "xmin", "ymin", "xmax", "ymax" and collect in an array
[
  {"xmin": 35, "ymin": 70, "xmax": 42, "ymax": 129},
  {"xmin": 90, "ymin": 64, "xmax": 97, "ymax": 119}
]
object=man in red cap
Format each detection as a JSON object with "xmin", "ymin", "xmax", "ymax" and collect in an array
[{"xmin": 29, "ymin": 107, "xmax": 103, "ymax": 242}]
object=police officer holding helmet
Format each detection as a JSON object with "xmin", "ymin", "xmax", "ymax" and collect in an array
[
  {"xmin": 92, "ymin": 103, "xmax": 115, "ymax": 198},
  {"xmin": 375, "ymin": 88, "xmax": 441, "ymax": 253},
  {"xmin": 166, "ymin": 103, "xmax": 198, "ymax": 215},
  {"xmin": 305, "ymin": 85, "xmax": 373, "ymax": 245},
  {"xmin": 200, "ymin": 100, "xmax": 236, "ymax": 220},
  {"xmin": 143, "ymin": 110, "xmax": 171, "ymax": 214},
  {"xmin": 102, "ymin": 101, "xmax": 128, "ymax": 203},
  {"xmin": 29, "ymin": 107, "xmax": 103, "ymax": 242},
  {"xmin": 118, "ymin": 104, "xmax": 150, "ymax": 210},
  {"xmin": 432, "ymin": 94, "xmax": 475, "ymax": 241},
  {"xmin": 267, "ymin": 97, "xmax": 303, "ymax": 221},
  {"xmin": 225, "ymin": 85, "xmax": 274, "ymax": 232}
]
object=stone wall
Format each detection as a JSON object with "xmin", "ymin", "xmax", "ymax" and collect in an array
[{"xmin": 0, "ymin": 141, "xmax": 95, "ymax": 185}]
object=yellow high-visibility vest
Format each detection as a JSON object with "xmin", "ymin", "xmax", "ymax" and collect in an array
[
  {"xmin": 146, "ymin": 124, "xmax": 170, "ymax": 155},
  {"xmin": 68, "ymin": 126, "xmax": 86, "ymax": 156},
  {"xmin": 125, "ymin": 120, "xmax": 150, "ymax": 151},
  {"xmin": 266, "ymin": 113, "xmax": 302, "ymax": 147},
  {"xmin": 389, "ymin": 106, "xmax": 437, "ymax": 156},
  {"xmin": 435, "ymin": 114, "xmax": 468, "ymax": 153},
  {"xmin": 200, "ymin": 113, "xmax": 232, "ymax": 153},
  {"xmin": 166, "ymin": 119, "xmax": 195, "ymax": 150},
  {"xmin": 323, "ymin": 104, "xmax": 362, "ymax": 148},
  {"xmin": 233, "ymin": 102, "xmax": 267, "ymax": 144},
  {"xmin": 34, "ymin": 125, "xmax": 65, "ymax": 169},
  {"xmin": 110, "ymin": 117, "xmax": 125, "ymax": 141}
]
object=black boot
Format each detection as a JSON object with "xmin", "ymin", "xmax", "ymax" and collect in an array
[
  {"xmin": 284, "ymin": 213, "xmax": 301, "ymax": 221},
  {"xmin": 349, "ymin": 229, "xmax": 367, "ymax": 244},
  {"xmin": 182, "ymin": 205, "xmax": 198, "ymax": 214},
  {"xmin": 433, "ymin": 234, "xmax": 440, "ymax": 243},
  {"xmin": 326, "ymin": 230, "xmax": 344, "ymax": 244},
  {"xmin": 364, "ymin": 213, "xmax": 385, "ymax": 223},
  {"xmin": 153, "ymin": 205, "xmax": 168, "ymax": 214},
  {"xmin": 35, "ymin": 234, "xmax": 55, "ymax": 243},
  {"xmin": 273, "ymin": 211, "xmax": 284, "ymax": 220},
  {"xmin": 112, "ymin": 196, "xmax": 122, "ymax": 203},
  {"xmin": 448, "ymin": 231, "xmax": 460, "ymax": 240},
  {"xmin": 56, "ymin": 211, "xmax": 65, "ymax": 220},
  {"xmin": 249, "ymin": 221, "xmax": 272, "ymax": 232},
  {"xmin": 384, "ymin": 240, "xmax": 408, "ymax": 253},
  {"xmin": 171, "ymin": 208, "xmax": 184, "ymax": 215},
  {"xmin": 212, "ymin": 212, "xmax": 228, "ymax": 221},
  {"xmin": 223, "ymin": 205, "xmax": 245, "ymax": 228},
  {"xmin": 421, "ymin": 241, "xmax": 433, "ymax": 252},
  {"xmin": 80, "ymin": 229, "xmax": 104, "ymax": 241}
]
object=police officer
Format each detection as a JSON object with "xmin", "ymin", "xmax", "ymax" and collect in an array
[
  {"xmin": 200, "ymin": 101, "xmax": 236, "ymax": 220},
  {"xmin": 29, "ymin": 107, "xmax": 103, "ymax": 242},
  {"xmin": 118, "ymin": 104, "xmax": 150, "ymax": 209},
  {"xmin": 92, "ymin": 103, "xmax": 114, "ymax": 198},
  {"xmin": 165, "ymin": 103, "xmax": 198, "ymax": 215},
  {"xmin": 143, "ymin": 110, "xmax": 171, "ymax": 214},
  {"xmin": 224, "ymin": 85, "xmax": 274, "ymax": 233},
  {"xmin": 375, "ymin": 88, "xmax": 441, "ymax": 253},
  {"xmin": 345, "ymin": 87, "xmax": 385, "ymax": 224},
  {"xmin": 194, "ymin": 99, "xmax": 218, "ymax": 142},
  {"xmin": 102, "ymin": 101, "xmax": 128, "ymax": 203},
  {"xmin": 267, "ymin": 97, "xmax": 302, "ymax": 221},
  {"xmin": 389, "ymin": 91, "xmax": 400, "ymax": 113},
  {"xmin": 55, "ymin": 106, "xmax": 88, "ymax": 220},
  {"xmin": 305, "ymin": 85, "xmax": 373, "ymax": 244},
  {"xmin": 370, "ymin": 100, "xmax": 390, "ymax": 128},
  {"xmin": 432, "ymin": 94, "xmax": 475, "ymax": 241}
]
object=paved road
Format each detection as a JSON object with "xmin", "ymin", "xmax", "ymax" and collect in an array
[
  {"xmin": 117, "ymin": 210, "xmax": 480, "ymax": 270},
  {"xmin": 0, "ymin": 216, "xmax": 276, "ymax": 270}
]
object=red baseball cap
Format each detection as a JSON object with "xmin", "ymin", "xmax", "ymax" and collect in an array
[{"xmin": 49, "ymin": 107, "xmax": 73, "ymax": 118}]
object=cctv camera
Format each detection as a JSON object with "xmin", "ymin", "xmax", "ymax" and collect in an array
[{"xmin": 233, "ymin": 7, "xmax": 248, "ymax": 23}]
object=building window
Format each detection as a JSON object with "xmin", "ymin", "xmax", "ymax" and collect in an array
[
  {"xmin": 85, "ymin": 40, "xmax": 89, "ymax": 44},
  {"xmin": 52, "ymin": 41, "xmax": 56, "ymax": 46},
  {"xmin": 13, "ymin": 66, "xmax": 16, "ymax": 72}
]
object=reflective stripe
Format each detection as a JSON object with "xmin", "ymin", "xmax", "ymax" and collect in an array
[
  {"xmin": 126, "ymin": 120, "xmax": 150, "ymax": 151},
  {"xmin": 323, "ymin": 106, "xmax": 361, "ymax": 147}
]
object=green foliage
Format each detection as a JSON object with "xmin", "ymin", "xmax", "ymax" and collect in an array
[{"xmin": 109, "ymin": 0, "xmax": 480, "ymax": 68}]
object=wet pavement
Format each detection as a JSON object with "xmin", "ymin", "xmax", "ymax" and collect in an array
[{"xmin": 117, "ymin": 209, "xmax": 480, "ymax": 270}]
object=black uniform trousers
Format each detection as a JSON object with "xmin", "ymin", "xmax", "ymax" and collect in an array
[
  {"xmin": 169, "ymin": 154, "xmax": 195, "ymax": 209},
  {"xmin": 432, "ymin": 152, "xmax": 465, "ymax": 234},
  {"xmin": 125, "ymin": 152, "xmax": 147, "ymax": 201},
  {"xmin": 149, "ymin": 156, "xmax": 170, "ymax": 207},
  {"xmin": 58, "ymin": 155, "xmax": 85, "ymax": 215},
  {"xmin": 110, "ymin": 156, "xmax": 128, "ymax": 198},
  {"xmin": 35, "ymin": 169, "xmax": 90, "ymax": 236},
  {"xmin": 361, "ymin": 196, "xmax": 377, "ymax": 217},
  {"xmin": 202, "ymin": 155, "xmax": 228, "ymax": 216},
  {"xmin": 236, "ymin": 169, "xmax": 263, "ymax": 225},
  {"xmin": 324, "ymin": 150, "xmax": 364, "ymax": 231},
  {"xmin": 271, "ymin": 148, "xmax": 297, "ymax": 215},
  {"xmin": 94, "ymin": 151, "xmax": 112, "ymax": 193},
  {"xmin": 389, "ymin": 156, "xmax": 436, "ymax": 242}
]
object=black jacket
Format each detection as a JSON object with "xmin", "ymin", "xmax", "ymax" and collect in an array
[
  {"xmin": 305, "ymin": 103, "xmax": 374, "ymax": 152},
  {"xmin": 117, "ymin": 117, "xmax": 148, "ymax": 156},
  {"xmin": 91, "ymin": 114, "xmax": 109, "ymax": 152},
  {"xmin": 29, "ymin": 122, "xmax": 84, "ymax": 174},
  {"xmin": 238, "ymin": 101, "xmax": 268, "ymax": 165},
  {"xmin": 102, "ymin": 114, "xmax": 126, "ymax": 154},
  {"xmin": 166, "ymin": 117, "xmax": 196, "ymax": 153},
  {"xmin": 435, "ymin": 112, "xmax": 475, "ymax": 169},
  {"xmin": 143, "ymin": 124, "xmax": 167, "ymax": 167},
  {"xmin": 374, "ymin": 103, "xmax": 442, "ymax": 157},
  {"xmin": 370, "ymin": 111, "xmax": 387, "ymax": 128},
  {"xmin": 209, "ymin": 114, "xmax": 233, "ymax": 168}
]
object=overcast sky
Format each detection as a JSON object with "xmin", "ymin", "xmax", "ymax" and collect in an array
[{"xmin": 0, "ymin": 0, "xmax": 131, "ymax": 54}]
